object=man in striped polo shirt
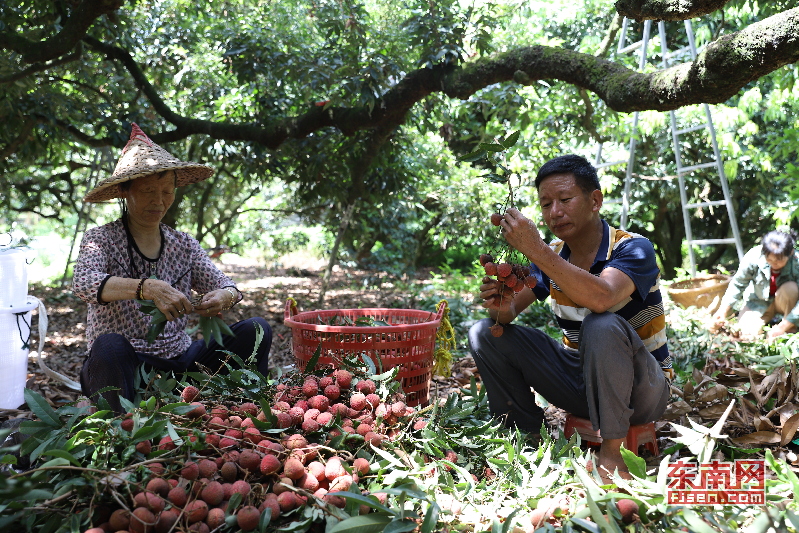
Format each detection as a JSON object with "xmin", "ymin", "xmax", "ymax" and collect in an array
[{"xmin": 469, "ymin": 154, "xmax": 671, "ymax": 482}]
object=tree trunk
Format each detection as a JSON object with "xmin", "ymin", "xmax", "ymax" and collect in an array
[{"xmin": 317, "ymin": 202, "xmax": 356, "ymax": 305}]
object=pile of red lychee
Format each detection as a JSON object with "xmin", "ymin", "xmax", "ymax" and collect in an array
[{"xmin": 92, "ymin": 369, "xmax": 421, "ymax": 533}]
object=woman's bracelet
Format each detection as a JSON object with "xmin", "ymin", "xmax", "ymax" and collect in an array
[
  {"xmin": 222, "ymin": 287, "xmax": 237, "ymax": 310},
  {"xmin": 136, "ymin": 278, "xmax": 147, "ymax": 300}
]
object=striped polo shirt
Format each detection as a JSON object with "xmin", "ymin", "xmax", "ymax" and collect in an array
[{"xmin": 529, "ymin": 220, "xmax": 671, "ymax": 369}]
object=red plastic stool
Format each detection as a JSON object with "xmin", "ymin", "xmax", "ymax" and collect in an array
[{"xmin": 563, "ymin": 414, "xmax": 658, "ymax": 456}]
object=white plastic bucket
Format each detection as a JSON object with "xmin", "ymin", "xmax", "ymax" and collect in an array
[
  {"xmin": 0, "ymin": 297, "xmax": 37, "ymax": 409},
  {"xmin": 0, "ymin": 248, "xmax": 35, "ymax": 308}
]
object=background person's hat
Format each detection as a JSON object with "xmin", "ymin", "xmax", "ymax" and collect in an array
[{"xmin": 84, "ymin": 123, "xmax": 214, "ymax": 202}]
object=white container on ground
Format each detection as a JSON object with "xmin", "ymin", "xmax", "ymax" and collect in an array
[
  {"xmin": 0, "ymin": 247, "xmax": 35, "ymax": 307},
  {"xmin": 0, "ymin": 297, "xmax": 38, "ymax": 409}
]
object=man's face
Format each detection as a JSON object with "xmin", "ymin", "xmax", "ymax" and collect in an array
[{"xmin": 537, "ymin": 173, "xmax": 601, "ymax": 241}]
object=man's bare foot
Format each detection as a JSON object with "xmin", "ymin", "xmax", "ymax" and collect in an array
[{"xmin": 597, "ymin": 438, "xmax": 631, "ymax": 484}]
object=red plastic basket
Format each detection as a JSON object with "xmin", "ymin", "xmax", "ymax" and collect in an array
[{"xmin": 284, "ymin": 300, "xmax": 446, "ymax": 407}]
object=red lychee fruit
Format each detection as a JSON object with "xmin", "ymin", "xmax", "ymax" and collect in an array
[
  {"xmin": 146, "ymin": 462, "xmax": 165, "ymax": 475},
  {"xmin": 479, "ymin": 253, "xmax": 494, "ymax": 266},
  {"xmin": 210, "ymin": 405, "xmax": 228, "ymax": 419},
  {"xmin": 616, "ymin": 499, "xmax": 639, "ymax": 524},
  {"xmin": 355, "ymin": 379, "xmax": 376, "ymax": 395},
  {"xmin": 157, "ymin": 436, "xmax": 176, "ymax": 451},
  {"xmin": 220, "ymin": 460, "xmax": 238, "ymax": 482},
  {"xmin": 228, "ymin": 415, "xmax": 243, "ymax": 428},
  {"xmin": 307, "ymin": 461, "xmax": 326, "ymax": 481},
  {"xmin": 302, "ymin": 381, "xmax": 319, "ymax": 398},
  {"xmin": 297, "ymin": 472, "xmax": 320, "ymax": 492},
  {"xmin": 490, "ymin": 324, "xmax": 504, "ymax": 337},
  {"xmin": 490, "ymin": 213, "xmax": 503, "ymax": 226},
  {"xmin": 349, "ymin": 393, "xmax": 367, "ymax": 411},
  {"xmin": 237, "ymin": 505, "xmax": 261, "ymax": 532},
  {"xmin": 365, "ymin": 394, "xmax": 380, "ymax": 408},
  {"xmin": 181, "ymin": 460, "xmax": 199, "ymax": 480},
  {"xmin": 237, "ymin": 402, "xmax": 259, "ymax": 416},
  {"xmin": 353, "ymin": 457, "xmax": 371, "ymax": 476},
  {"xmin": 497, "ymin": 263, "xmax": 512, "ymax": 278},
  {"xmin": 329, "ymin": 474, "xmax": 353, "ymax": 492},
  {"xmin": 206, "ymin": 508, "xmax": 226, "ymax": 530},
  {"xmin": 302, "ymin": 419, "xmax": 321, "ymax": 433},
  {"xmin": 284, "ymin": 433, "xmax": 308, "ymax": 450},
  {"xmin": 167, "ymin": 486, "xmax": 188, "ymax": 508},
  {"xmin": 185, "ymin": 500, "xmax": 208, "ymax": 524},
  {"xmin": 308, "ymin": 395, "xmax": 330, "ymax": 412},
  {"xmin": 260, "ymin": 454, "xmax": 281, "ymax": 476},
  {"xmin": 181, "ymin": 385, "xmax": 200, "ymax": 402},
  {"xmin": 238, "ymin": 449, "xmax": 261, "ymax": 471},
  {"xmin": 259, "ymin": 493, "xmax": 281, "ymax": 520},
  {"xmin": 303, "ymin": 408, "xmax": 321, "ymax": 421},
  {"xmin": 288, "ymin": 406, "xmax": 305, "ymax": 425},
  {"xmin": 334, "ymin": 369, "xmax": 353, "ymax": 389},
  {"xmin": 135, "ymin": 440, "xmax": 152, "ymax": 455},
  {"xmin": 325, "ymin": 456, "xmax": 347, "ymax": 481},
  {"xmin": 319, "ymin": 375, "xmax": 334, "ymax": 389},
  {"xmin": 109, "ymin": 509, "xmax": 130, "ymax": 531},
  {"xmin": 324, "ymin": 384, "xmax": 341, "ymax": 401},
  {"xmin": 154, "ymin": 508, "xmax": 179, "ymax": 533},
  {"xmin": 275, "ymin": 412, "xmax": 293, "ymax": 429},
  {"xmin": 130, "ymin": 507, "xmax": 156, "ymax": 533},
  {"xmin": 277, "ymin": 491, "xmax": 298, "ymax": 512},
  {"xmin": 484, "ymin": 262, "xmax": 498, "ymax": 276},
  {"xmin": 145, "ymin": 477, "xmax": 170, "ymax": 498},
  {"xmin": 200, "ymin": 480, "xmax": 224, "ymax": 506},
  {"xmin": 121, "ymin": 418, "xmax": 134, "ymax": 432},
  {"xmin": 198, "ymin": 459, "xmax": 217, "ymax": 479},
  {"xmin": 231, "ymin": 480, "xmax": 251, "ymax": 497},
  {"xmin": 365, "ymin": 432, "xmax": 385, "ymax": 447},
  {"xmin": 186, "ymin": 402, "xmax": 206, "ymax": 419},
  {"xmin": 283, "ymin": 457, "xmax": 305, "ymax": 480},
  {"xmin": 413, "ymin": 419, "xmax": 428, "ymax": 430},
  {"xmin": 316, "ymin": 411, "xmax": 334, "ymax": 426}
]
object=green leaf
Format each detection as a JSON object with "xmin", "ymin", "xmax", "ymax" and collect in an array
[
  {"xmin": 620, "ymin": 446, "xmax": 647, "ymax": 478},
  {"xmin": 681, "ymin": 509, "xmax": 721, "ymax": 533},
  {"xmin": 40, "ymin": 449, "xmax": 81, "ymax": 467},
  {"xmin": 305, "ymin": 342, "xmax": 323, "ymax": 373},
  {"xmin": 23, "ymin": 389, "xmax": 61, "ymax": 427},
  {"xmin": 420, "ymin": 502, "xmax": 440, "ymax": 533},
  {"xmin": 479, "ymin": 142, "xmax": 505, "ymax": 153},
  {"xmin": 328, "ymin": 514, "xmax": 393, "ymax": 533},
  {"xmin": 501, "ymin": 131, "xmax": 520, "ymax": 148},
  {"xmin": 458, "ymin": 149, "xmax": 486, "ymax": 163},
  {"xmin": 383, "ymin": 518, "xmax": 418, "ymax": 533},
  {"xmin": 327, "ymin": 493, "xmax": 393, "ymax": 514}
]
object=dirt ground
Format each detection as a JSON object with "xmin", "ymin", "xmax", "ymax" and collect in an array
[{"xmin": 0, "ymin": 258, "xmax": 480, "ymax": 424}]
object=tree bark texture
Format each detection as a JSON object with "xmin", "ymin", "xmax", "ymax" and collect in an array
[{"xmin": 615, "ymin": 0, "xmax": 734, "ymax": 21}]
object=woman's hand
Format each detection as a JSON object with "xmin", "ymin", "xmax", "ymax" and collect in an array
[
  {"xmin": 709, "ymin": 305, "xmax": 731, "ymax": 333},
  {"xmin": 142, "ymin": 279, "xmax": 193, "ymax": 321},
  {"xmin": 193, "ymin": 288, "xmax": 236, "ymax": 318}
]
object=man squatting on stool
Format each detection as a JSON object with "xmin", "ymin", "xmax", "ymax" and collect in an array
[{"xmin": 468, "ymin": 154, "xmax": 672, "ymax": 481}]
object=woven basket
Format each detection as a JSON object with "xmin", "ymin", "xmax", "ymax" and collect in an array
[
  {"xmin": 284, "ymin": 300, "xmax": 445, "ymax": 407},
  {"xmin": 667, "ymin": 274, "xmax": 730, "ymax": 310}
]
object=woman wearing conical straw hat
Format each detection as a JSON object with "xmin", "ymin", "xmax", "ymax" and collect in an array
[{"xmin": 73, "ymin": 124, "xmax": 272, "ymax": 412}]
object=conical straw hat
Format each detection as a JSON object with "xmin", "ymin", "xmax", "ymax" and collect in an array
[{"xmin": 84, "ymin": 123, "xmax": 214, "ymax": 202}]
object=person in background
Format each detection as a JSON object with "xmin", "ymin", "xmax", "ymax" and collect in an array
[
  {"xmin": 469, "ymin": 154, "xmax": 670, "ymax": 483},
  {"xmin": 73, "ymin": 124, "xmax": 272, "ymax": 412},
  {"xmin": 711, "ymin": 230, "xmax": 799, "ymax": 340}
]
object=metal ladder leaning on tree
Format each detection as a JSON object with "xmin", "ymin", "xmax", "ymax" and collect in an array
[{"xmin": 594, "ymin": 17, "xmax": 744, "ymax": 276}]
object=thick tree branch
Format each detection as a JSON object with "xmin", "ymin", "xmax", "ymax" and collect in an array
[
  {"xmin": 0, "ymin": 0, "xmax": 122, "ymax": 64},
  {"xmin": 72, "ymin": 8, "xmax": 798, "ymax": 149},
  {"xmin": 446, "ymin": 7, "xmax": 799, "ymax": 112},
  {"xmin": 614, "ymin": 0, "xmax": 734, "ymax": 21}
]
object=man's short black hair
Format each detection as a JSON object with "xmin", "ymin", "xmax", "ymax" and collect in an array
[{"xmin": 535, "ymin": 154, "xmax": 601, "ymax": 193}]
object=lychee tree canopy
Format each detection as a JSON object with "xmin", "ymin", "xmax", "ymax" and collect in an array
[{"xmin": 1, "ymin": 0, "xmax": 797, "ymax": 275}]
